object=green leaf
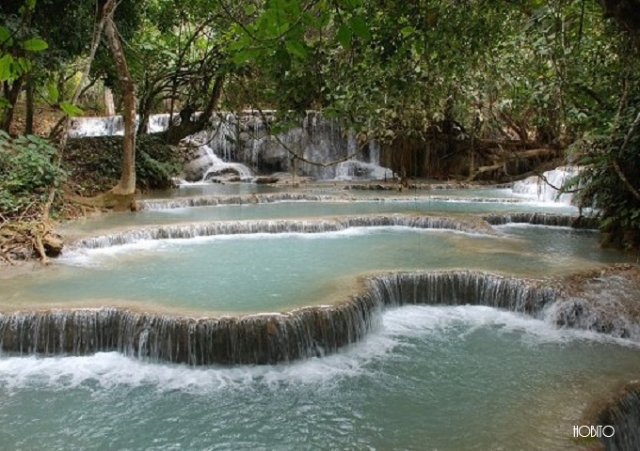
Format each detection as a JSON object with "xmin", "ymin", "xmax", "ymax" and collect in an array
[
  {"xmin": 22, "ymin": 38, "xmax": 48, "ymax": 52},
  {"xmin": 17, "ymin": 57, "xmax": 31, "ymax": 72},
  {"xmin": 233, "ymin": 49, "xmax": 258, "ymax": 65},
  {"xmin": 244, "ymin": 4, "xmax": 256, "ymax": 15},
  {"xmin": 0, "ymin": 26, "xmax": 13, "ymax": 46},
  {"xmin": 60, "ymin": 101, "xmax": 83, "ymax": 117},
  {"xmin": 337, "ymin": 25, "xmax": 352, "ymax": 48},
  {"xmin": 47, "ymin": 83, "xmax": 59, "ymax": 103},
  {"xmin": 0, "ymin": 55, "xmax": 14, "ymax": 82},
  {"xmin": 350, "ymin": 16, "xmax": 370, "ymax": 40},
  {"xmin": 285, "ymin": 40, "xmax": 307, "ymax": 58},
  {"xmin": 401, "ymin": 26, "xmax": 414, "ymax": 37}
]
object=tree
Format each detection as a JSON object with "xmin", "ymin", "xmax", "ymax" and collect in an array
[{"xmin": 103, "ymin": 0, "xmax": 137, "ymax": 201}]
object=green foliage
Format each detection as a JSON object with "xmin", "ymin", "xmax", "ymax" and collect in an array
[
  {"xmin": 64, "ymin": 135, "xmax": 181, "ymax": 195},
  {"xmin": 0, "ymin": 130, "xmax": 65, "ymax": 217},
  {"xmin": 574, "ymin": 92, "xmax": 640, "ymax": 249}
]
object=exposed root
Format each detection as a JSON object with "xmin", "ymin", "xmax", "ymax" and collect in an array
[
  {"xmin": 66, "ymin": 189, "xmax": 136, "ymax": 212},
  {"xmin": 0, "ymin": 217, "xmax": 62, "ymax": 265}
]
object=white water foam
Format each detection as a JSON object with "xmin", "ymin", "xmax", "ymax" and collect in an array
[
  {"xmin": 198, "ymin": 144, "xmax": 254, "ymax": 182},
  {"xmin": 0, "ymin": 306, "xmax": 632, "ymax": 393},
  {"xmin": 512, "ymin": 167, "xmax": 581, "ymax": 204},
  {"xmin": 61, "ymin": 227, "xmax": 495, "ymax": 266}
]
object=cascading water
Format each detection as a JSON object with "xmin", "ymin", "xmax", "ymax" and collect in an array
[
  {"xmin": 512, "ymin": 166, "xmax": 581, "ymax": 204},
  {"xmin": 148, "ymin": 113, "xmax": 174, "ymax": 133},
  {"xmin": 199, "ymin": 143, "xmax": 254, "ymax": 182},
  {"xmin": 69, "ymin": 112, "xmax": 394, "ymax": 180},
  {"xmin": 72, "ymin": 214, "xmax": 492, "ymax": 249},
  {"xmin": 217, "ymin": 112, "xmax": 395, "ymax": 180},
  {"xmin": 68, "ymin": 113, "xmax": 174, "ymax": 137},
  {"xmin": 597, "ymin": 383, "xmax": 640, "ymax": 451},
  {"xmin": 1, "ymin": 267, "xmax": 637, "ymax": 365},
  {"xmin": 68, "ymin": 115, "xmax": 126, "ymax": 137},
  {"xmin": 482, "ymin": 212, "xmax": 598, "ymax": 229},
  {"xmin": 0, "ymin": 271, "xmax": 554, "ymax": 365}
]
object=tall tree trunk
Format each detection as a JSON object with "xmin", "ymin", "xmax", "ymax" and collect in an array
[
  {"xmin": 104, "ymin": 3, "xmax": 137, "ymax": 196},
  {"xmin": 25, "ymin": 76, "xmax": 34, "ymax": 135},
  {"xmin": 104, "ymin": 87, "xmax": 116, "ymax": 116},
  {"xmin": 1, "ymin": 79, "xmax": 23, "ymax": 133}
]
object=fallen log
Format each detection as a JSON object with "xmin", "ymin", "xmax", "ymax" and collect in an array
[{"xmin": 466, "ymin": 148, "xmax": 558, "ymax": 182}]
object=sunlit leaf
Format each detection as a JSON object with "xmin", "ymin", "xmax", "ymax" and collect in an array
[
  {"xmin": 23, "ymin": 38, "xmax": 49, "ymax": 52},
  {"xmin": 0, "ymin": 55, "xmax": 15, "ymax": 82},
  {"xmin": 60, "ymin": 101, "xmax": 83, "ymax": 117}
]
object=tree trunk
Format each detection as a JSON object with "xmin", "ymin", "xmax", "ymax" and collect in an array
[
  {"xmin": 104, "ymin": 4, "xmax": 137, "ymax": 197},
  {"xmin": 104, "ymin": 87, "xmax": 116, "ymax": 115},
  {"xmin": 165, "ymin": 74, "xmax": 225, "ymax": 144},
  {"xmin": 1, "ymin": 79, "xmax": 23, "ymax": 133},
  {"xmin": 25, "ymin": 76, "xmax": 34, "ymax": 135}
]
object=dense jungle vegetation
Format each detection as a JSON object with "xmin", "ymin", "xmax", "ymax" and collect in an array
[{"xmin": 1, "ymin": 0, "xmax": 640, "ymax": 261}]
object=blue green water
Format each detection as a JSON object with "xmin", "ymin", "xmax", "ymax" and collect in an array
[
  {"xmin": 64, "ymin": 196, "xmax": 577, "ymax": 234},
  {"xmin": 0, "ymin": 306, "xmax": 638, "ymax": 450},
  {"xmin": 0, "ymin": 189, "xmax": 632, "ymax": 450},
  {"xmin": 1, "ymin": 226, "xmax": 626, "ymax": 313}
]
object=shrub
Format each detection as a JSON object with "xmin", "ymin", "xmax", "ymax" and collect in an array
[{"xmin": 0, "ymin": 131, "xmax": 65, "ymax": 218}]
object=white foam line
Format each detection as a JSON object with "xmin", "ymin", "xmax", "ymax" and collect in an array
[
  {"xmin": 0, "ymin": 305, "xmax": 634, "ymax": 392},
  {"xmin": 61, "ymin": 227, "xmax": 497, "ymax": 266}
]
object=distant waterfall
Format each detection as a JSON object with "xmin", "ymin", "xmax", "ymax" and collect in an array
[
  {"xmin": 512, "ymin": 166, "xmax": 581, "ymax": 204},
  {"xmin": 136, "ymin": 192, "xmax": 528, "ymax": 210},
  {"xmin": 138, "ymin": 193, "xmax": 345, "ymax": 210},
  {"xmin": 482, "ymin": 212, "xmax": 599, "ymax": 229},
  {"xmin": 69, "ymin": 112, "xmax": 395, "ymax": 180},
  {"xmin": 68, "ymin": 113, "xmax": 175, "ymax": 137},
  {"xmin": 189, "ymin": 141, "xmax": 254, "ymax": 182},
  {"xmin": 73, "ymin": 214, "xmax": 492, "ymax": 249}
]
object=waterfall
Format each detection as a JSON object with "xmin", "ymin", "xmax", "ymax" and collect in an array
[
  {"xmin": 0, "ymin": 306, "xmax": 372, "ymax": 365},
  {"xmin": 0, "ymin": 271, "xmax": 553, "ymax": 365},
  {"xmin": 369, "ymin": 140, "xmax": 380, "ymax": 166},
  {"xmin": 68, "ymin": 112, "xmax": 395, "ymax": 180},
  {"xmin": 73, "ymin": 214, "xmax": 492, "ymax": 249},
  {"xmin": 596, "ymin": 383, "xmax": 640, "ymax": 451},
  {"xmin": 368, "ymin": 271, "xmax": 556, "ymax": 315},
  {"xmin": 512, "ymin": 166, "xmax": 581, "ymax": 204},
  {"xmin": 69, "ymin": 116, "xmax": 125, "ymax": 137},
  {"xmin": 138, "ymin": 193, "xmax": 350, "ymax": 210},
  {"xmin": 148, "ymin": 113, "xmax": 173, "ymax": 133},
  {"xmin": 137, "ymin": 192, "xmax": 528, "ymax": 211},
  {"xmin": 0, "ymin": 268, "xmax": 637, "ymax": 365},
  {"xmin": 69, "ymin": 113, "xmax": 174, "ymax": 137},
  {"xmin": 332, "ymin": 136, "xmax": 394, "ymax": 181},
  {"xmin": 199, "ymin": 143, "xmax": 254, "ymax": 182},
  {"xmin": 482, "ymin": 212, "xmax": 599, "ymax": 229}
]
